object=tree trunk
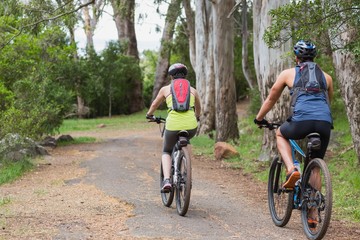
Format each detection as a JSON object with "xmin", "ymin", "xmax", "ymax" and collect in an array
[
  {"xmin": 253, "ymin": 0, "xmax": 291, "ymax": 160},
  {"xmin": 213, "ymin": 0, "xmax": 239, "ymax": 141},
  {"xmin": 241, "ymin": 0, "xmax": 254, "ymax": 90},
  {"xmin": 194, "ymin": 0, "xmax": 216, "ymax": 135},
  {"xmin": 111, "ymin": 0, "xmax": 139, "ymax": 59},
  {"xmin": 82, "ymin": 3, "xmax": 94, "ymax": 49},
  {"xmin": 183, "ymin": 0, "xmax": 196, "ymax": 68},
  {"xmin": 328, "ymin": 22, "xmax": 360, "ymax": 163},
  {"xmin": 111, "ymin": 0, "xmax": 143, "ymax": 113},
  {"xmin": 151, "ymin": 0, "xmax": 182, "ymax": 102},
  {"xmin": 79, "ymin": 0, "xmax": 104, "ymax": 118}
]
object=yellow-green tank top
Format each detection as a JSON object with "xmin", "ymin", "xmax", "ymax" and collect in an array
[{"xmin": 165, "ymin": 94, "xmax": 197, "ymax": 131}]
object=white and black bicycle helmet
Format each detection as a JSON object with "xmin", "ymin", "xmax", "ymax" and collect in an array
[
  {"xmin": 293, "ymin": 40, "xmax": 317, "ymax": 59},
  {"xmin": 168, "ymin": 63, "xmax": 188, "ymax": 78}
]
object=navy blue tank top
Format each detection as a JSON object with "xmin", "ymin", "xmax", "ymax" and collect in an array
[{"xmin": 289, "ymin": 66, "xmax": 332, "ymax": 123}]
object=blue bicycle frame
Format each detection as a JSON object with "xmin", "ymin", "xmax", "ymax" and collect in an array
[{"xmin": 290, "ymin": 139, "xmax": 306, "ymax": 159}]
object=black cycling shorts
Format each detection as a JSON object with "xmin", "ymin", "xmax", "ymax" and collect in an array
[
  {"xmin": 163, "ymin": 128, "xmax": 197, "ymax": 155},
  {"xmin": 280, "ymin": 120, "xmax": 332, "ymax": 159}
]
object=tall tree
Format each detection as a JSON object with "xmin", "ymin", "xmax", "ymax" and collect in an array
[
  {"xmin": 184, "ymin": 0, "xmax": 239, "ymax": 141},
  {"xmin": 110, "ymin": 0, "xmax": 139, "ymax": 59},
  {"xmin": 213, "ymin": 0, "xmax": 239, "ymax": 141},
  {"xmin": 151, "ymin": 0, "xmax": 182, "ymax": 102},
  {"xmin": 253, "ymin": 0, "xmax": 291, "ymax": 159},
  {"xmin": 110, "ymin": 0, "xmax": 143, "ymax": 113},
  {"xmin": 189, "ymin": 0, "xmax": 216, "ymax": 134},
  {"xmin": 81, "ymin": 0, "xmax": 104, "ymax": 49}
]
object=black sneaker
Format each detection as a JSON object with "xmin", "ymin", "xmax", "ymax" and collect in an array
[{"xmin": 161, "ymin": 178, "xmax": 172, "ymax": 193}]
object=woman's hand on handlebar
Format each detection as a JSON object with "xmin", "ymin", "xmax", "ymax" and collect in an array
[
  {"xmin": 254, "ymin": 118, "xmax": 269, "ymax": 127},
  {"xmin": 254, "ymin": 118, "xmax": 281, "ymax": 130}
]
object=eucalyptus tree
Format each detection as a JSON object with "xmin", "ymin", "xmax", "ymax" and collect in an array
[
  {"xmin": 151, "ymin": 0, "xmax": 182, "ymax": 102},
  {"xmin": 110, "ymin": 0, "xmax": 144, "ymax": 113},
  {"xmin": 81, "ymin": 0, "xmax": 105, "ymax": 50},
  {"xmin": 264, "ymin": 0, "xmax": 360, "ymax": 163},
  {"xmin": 253, "ymin": 0, "xmax": 292, "ymax": 159},
  {"xmin": 184, "ymin": 0, "xmax": 239, "ymax": 142}
]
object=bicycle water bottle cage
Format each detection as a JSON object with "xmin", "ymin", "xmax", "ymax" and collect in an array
[
  {"xmin": 178, "ymin": 131, "xmax": 189, "ymax": 147},
  {"xmin": 307, "ymin": 133, "xmax": 321, "ymax": 150}
]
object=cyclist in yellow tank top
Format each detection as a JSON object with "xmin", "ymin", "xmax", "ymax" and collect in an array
[{"xmin": 146, "ymin": 63, "xmax": 201, "ymax": 192}]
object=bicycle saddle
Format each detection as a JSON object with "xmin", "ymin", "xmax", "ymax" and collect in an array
[
  {"xmin": 178, "ymin": 131, "xmax": 189, "ymax": 147},
  {"xmin": 307, "ymin": 133, "xmax": 321, "ymax": 150}
]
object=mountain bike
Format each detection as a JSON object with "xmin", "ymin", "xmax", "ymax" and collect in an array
[
  {"xmin": 147, "ymin": 116, "xmax": 192, "ymax": 216},
  {"xmin": 258, "ymin": 121, "xmax": 332, "ymax": 240}
]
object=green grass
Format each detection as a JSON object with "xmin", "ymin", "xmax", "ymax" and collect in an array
[
  {"xmin": 59, "ymin": 109, "xmax": 168, "ymax": 134},
  {"xmin": 0, "ymin": 159, "xmax": 33, "ymax": 185},
  {"xmin": 57, "ymin": 136, "xmax": 97, "ymax": 146}
]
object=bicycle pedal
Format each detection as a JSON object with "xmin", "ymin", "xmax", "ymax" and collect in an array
[{"xmin": 161, "ymin": 188, "xmax": 172, "ymax": 193}]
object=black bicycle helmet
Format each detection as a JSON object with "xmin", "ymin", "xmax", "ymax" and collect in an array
[
  {"xmin": 293, "ymin": 40, "xmax": 317, "ymax": 59},
  {"xmin": 168, "ymin": 63, "xmax": 188, "ymax": 78}
]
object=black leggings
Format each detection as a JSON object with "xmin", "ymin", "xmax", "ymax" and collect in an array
[
  {"xmin": 163, "ymin": 128, "xmax": 197, "ymax": 155},
  {"xmin": 280, "ymin": 120, "xmax": 332, "ymax": 159}
]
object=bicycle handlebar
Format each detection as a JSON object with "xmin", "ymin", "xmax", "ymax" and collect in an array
[
  {"xmin": 146, "ymin": 115, "xmax": 166, "ymax": 124},
  {"xmin": 255, "ymin": 119, "xmax": 281, "ymax": 130}
]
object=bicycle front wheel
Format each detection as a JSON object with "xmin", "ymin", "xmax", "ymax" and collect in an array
[
  {"xmin": 301, "ymin": 158, "xmax": 332, "ymax": 240},
  {"xmin": 268, "ymin": 156, "xmax": 293, "ymax": 227},
  {"xmin": 160, "ymin": 162, "xmax": 174, "ymax": 207},
  {"xmin": 175, "ymin": 147, "xmax": 192, "ymax": 216}
]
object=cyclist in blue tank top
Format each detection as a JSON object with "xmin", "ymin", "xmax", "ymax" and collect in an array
[{"xmin": 254, "ymin": 40, "xmax": 333, "ymax": 189}]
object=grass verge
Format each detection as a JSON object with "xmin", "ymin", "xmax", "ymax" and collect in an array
[{"xmin": 0, "ymin": 159, "xmax": 33, "ymax": 185}]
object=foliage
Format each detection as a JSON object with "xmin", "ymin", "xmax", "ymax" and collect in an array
[
  {"xmin": 263, "ymin": 0, "xmax": 360, "ymax": 60},
  {"xmin": 140, "ymin": 49, "xmax": 158, "ymax": 107},
  {"xmin": 0, "ymin": 26, "xmax": 74, "ymax": 139},
  {"xmin": 234, "ymin": 35, "xmax": 254, "ymax": 99},
  {"xmin": 96, "ymin": 41, "xmax": 143, "ymax": 116},
  {"xmin": 0, "ymin": 82, "xmax": 14, "ymax": 111}
]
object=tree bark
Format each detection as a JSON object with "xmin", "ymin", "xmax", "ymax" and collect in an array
[
  {"xmin": 151, "ymin": 0, "xmax": 182, "ymax": 102},
  {"xmin": 82, "ymin": 3, "xmax": 94, "ymax": 49},
  {"xmin": 79, "ymin": 0, "xmax": 104, "ymax": 117},
  {"xmin": 111, "ymin": 0, "xmax": 139, "ymax": 60},
  {"xmin": 183, "ymin": 0, "xmax": 196, "ymax": 68},
  {"xmin": 194, "ymin": 0, "xmax": 216, "ymax": 135},
  {"xmin": 213, "ymin": 0, "xmax": 239, "ymax": 141},
  {"xmin": 253, "ymin": 0, "xmax": 291, "ymax": 160},
  {"xmin": 328, "ymin": 20, "xmax": 360, "ymax": 163}
]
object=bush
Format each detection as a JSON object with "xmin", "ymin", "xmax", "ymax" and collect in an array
[{"xmin": 0, "ymin": 79, "xmax": 73, "ymax": 140}]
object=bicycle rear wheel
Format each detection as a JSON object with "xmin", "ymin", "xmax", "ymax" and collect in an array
[
  {"xmin": 175, "ymin": 147, "xmax": 192, "ymax": 216},
  {"xmin": 301, "ymin": 158, "xmax": 332, "ymax": 240},
  {"xmin": 160, "ymin": 162, "xmax": 174, "ymax": 207},
  {"xmin": 268, "ymin": 156, "xmax": 293, "ymax": 227}
]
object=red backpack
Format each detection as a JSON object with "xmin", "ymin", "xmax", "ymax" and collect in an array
[{"xmin": 170, "ymin": 79, "xmax": 191, "ymax": 112}]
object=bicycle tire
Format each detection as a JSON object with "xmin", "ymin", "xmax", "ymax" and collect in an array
[
  {"xmin": 160, "ymin": 162, "xmax": 174, "ymax": 207},
  {"xmin": 268, "ymin": 156, "xmax": 293, "ymax": 227},
  {"xmin": 175, "ymin": 147, "xmax": 192, "ymax": 216},
  {"xmin": 301, "ymin": 158, "xmax": 332, "ymax": 240}
]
